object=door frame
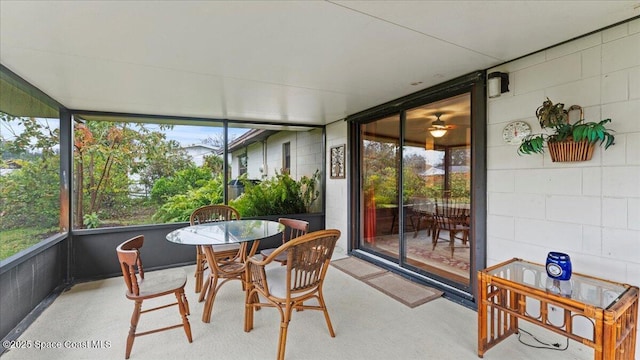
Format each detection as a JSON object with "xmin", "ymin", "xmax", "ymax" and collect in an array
[{"xmin": 346, "ymin": 71, "xmax": 486, "ymax": 307}]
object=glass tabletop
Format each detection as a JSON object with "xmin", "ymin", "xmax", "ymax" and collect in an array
[
  {"xmin": 166, "ymin": 219, "xmax": 285, "ymax": 245},
  {"xmin": 485, "ymin": 259, "xmax": 628, "ymax": 309}
]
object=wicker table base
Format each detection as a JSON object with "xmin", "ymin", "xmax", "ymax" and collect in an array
[{"xmin": 477, "ymin": 258, "xmax": 638, "ymax": 359}]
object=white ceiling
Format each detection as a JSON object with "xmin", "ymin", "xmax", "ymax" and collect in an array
[{"xmin": 1, "ymin": 1, "xmax": 638, "ymax": 125}]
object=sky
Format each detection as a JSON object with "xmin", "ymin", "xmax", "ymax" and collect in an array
[
  {"xmin": 1, "ymin": 118, "xmax": 250, "ymax": 148},
  {"xmin": 148, "ymin": 124, "xmax": 249, "ymax": 147}
]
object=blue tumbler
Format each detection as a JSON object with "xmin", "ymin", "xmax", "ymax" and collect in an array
[{"xmin": 546, "ymin": 252, "xmax": 572, "ymax": 281}]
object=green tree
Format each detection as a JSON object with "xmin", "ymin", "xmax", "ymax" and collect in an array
[
  {"xmin": 74, "ymin": 121, "xmax": 131, "ymax": 227},
  {"xmin": 1, "ymin": 115, "xmax": 59, "ymax": 158},
  {"xmin": 1, "ymin": 114, "xmax": 60, "ymax": 230},
  {"xmin": 150, "ymin": 166, "xmax": 212, "ymax": 204},
  {"xmin": 363, "ymin": 140, "xmax": 399, "ymax": 205},
  {"xmin": 132, "ymin": 131, "xmax": 193, "ymax": 194},
  {"xmin": 72, "ymin": 121, "xmax": 194, "ymax": 228},
  {"xmin": 203, "ymin": 154, "xmax": 224, "ymax": 176},
  {"xmin": 0, "ymin": 156, "xmax": 60, "ymax": 230}
]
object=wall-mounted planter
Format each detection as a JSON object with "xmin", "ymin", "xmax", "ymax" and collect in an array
[
  {"xmin": 518, "ymin": 98, "xmax": 615, "ymax": 162},
  {"xmin": 547, "ymin": 139, "xmax": 595, "ymax": 162}
]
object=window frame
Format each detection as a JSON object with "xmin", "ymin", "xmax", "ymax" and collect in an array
[{"xmin": 282, "ymin": 141, "xmax": 291, "ymax": 173}]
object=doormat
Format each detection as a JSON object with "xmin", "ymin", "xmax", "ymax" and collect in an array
[
  {"xmin": 331, "ymin": 257, "xmax": 443, "ymax": 308},
  {"xmin": 363, "ymin": 272, "xmax": 443, "ymax": 308},
  {"xmin": 331, "ymin": 257, "xmax": 387, "ymax": 280}
]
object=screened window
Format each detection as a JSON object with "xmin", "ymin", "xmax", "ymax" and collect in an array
[
  {"xmin": 239, "ymin": 153, "xmax": 248, "ymax": 176},
  {"xmin": 68, "ymin": 116, "xmax": 324, "ymax": 229},
  {"xmin": 1, "ymin": 71, "xmax": 62, "ymax": 260}
]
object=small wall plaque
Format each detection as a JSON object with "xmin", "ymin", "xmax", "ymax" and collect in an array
[{"xmin": 330, "ymin": 144, "xmax": 345, "ymax": 179}]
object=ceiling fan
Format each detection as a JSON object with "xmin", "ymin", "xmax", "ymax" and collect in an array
[{"xmin": 428, "ymin": 112, "xmax": 455, "ymax": 138}]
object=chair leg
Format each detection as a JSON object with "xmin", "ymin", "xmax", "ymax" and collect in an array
[
  {"xmin": 244, "ymin": 288, "xmax": 255, "ymax": 332},
  {"xmin": 413, "ymin": 216, "xmax": 421, "ymax": 238},
  {"xmin": 198, "ymin": 276, "xmax": 210, "ymax": 303},
  {"xmin": 431, "ymin": 227, "xmax": 440, "ymax": 250},
  {"xmin": 450, "ymin": 231, "xmax": 456, "ymax": 257},
  {"xmin": 195, "ymin": 246, "xmax": 203, "ymax": 294},
  {"xmin": 126, "ymin": 300, "xmax": 142, "ymax": 359},
  {"xmin": 182, "ymin": 291, "xmax": 190, "ymax": 316},
  {"xmin": 317, "ymin": 290, "xmax": 335, "ymax": 337},
  {"xmin": 175, "ymin": 289, "xmax": 193, "ymax": 342},
  {"xmin": 277, "ymin": 308, "xmax": 293, "ymax": 360},
  {"xmin": 202, "ymin": 275, "xmax": 219, "ymax": 323}
]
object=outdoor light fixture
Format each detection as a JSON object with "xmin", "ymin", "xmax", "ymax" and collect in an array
[{"xmin": 488, "ymin": 72, "xmax": 509, "ymax": 98}]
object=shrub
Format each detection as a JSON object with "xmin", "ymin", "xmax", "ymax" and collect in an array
[
  {"xmin": 152, "ymin": 175, "xmax": 223, "ymax": 222},
  {"xmin": 150, "ymin": 166, "xmax": 212, "ymax": 204},
  {"xmin": 230, "ymin": 172, "xmax": 316, "ymax": 217}
]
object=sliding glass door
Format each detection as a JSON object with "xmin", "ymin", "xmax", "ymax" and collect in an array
[{"xmin": 358, "ymin": 92, "xmax": 473, "ymax": 289}]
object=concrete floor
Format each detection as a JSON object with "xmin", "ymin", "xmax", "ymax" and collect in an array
[{"xmin": 1, "ymin": 262, "xmax": 594, "ymax": 360}]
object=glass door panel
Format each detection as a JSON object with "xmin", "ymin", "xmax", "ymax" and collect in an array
[
  {"xmin": 360, "ymin": 114, "xmax": 400, "ymax": 261},
  {"xmin": 403, "ymin": 94, "xmax": 471, "ymax": 286},
  {"xmin": 358, "ymin": 93, "xmax": 472, "ymax": 288}
]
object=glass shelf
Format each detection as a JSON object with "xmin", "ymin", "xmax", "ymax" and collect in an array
[{"xmin": 486, "ymin": 259, "xmax": 628, "ymax": 309}]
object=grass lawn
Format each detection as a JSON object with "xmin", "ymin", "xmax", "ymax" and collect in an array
[
  {"xmin": 0, "ymin": 205, "xmax": 159, "ymax": 260},
  {"xmin": 0, "ymin": 227, "xmax": 58, "ymax": 260}
]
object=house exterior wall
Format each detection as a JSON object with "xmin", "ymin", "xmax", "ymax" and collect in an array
[
  {"xmin": 325, "ymin": 121, "xmax": 349, "ymax": 257},
  {"xmin": 294, "ymin": 128, "xmax": 323, "ymax": 178},
  {"xmin": 486, "ymin": 19, "xmax": 639, "ymax": 285},
  {"xmin": 230, "ymin": 129, "xmax": 323, "ymax": 181},
  {"xmin": 486, "ymin": 19, "xmax": 639, "ymax": 357},
  {"xmin": 325, "ymin": 19, "xmax": 639, "ymax": 356},
  {"xmin": 246, "ymin": 141, "xmax": 264, "ymax": 179},
  {"xmin": 266, "ymin": 131, "xmax": 294, "ymax": 177},
  {"xmin": 184, "ymin": 145, "xmax": 216, "ymax": 167}
]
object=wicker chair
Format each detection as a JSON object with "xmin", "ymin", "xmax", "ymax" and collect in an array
[
  {"xmin": 259, "ymin": 218, "xmax": 309, "ymax": 265},
  {"xmin": 244, "ymin": 229, "xmax": 341, "ymax": 360},
  {"xmin": 190, "ymin": 205, "xmax": 241, "ymax": 301},
  {"xmin": 116, "ymin": 235, "xmax": 192, "ymax": 359},
  {"xmin": 190, "ymin": 204, "xmax": 247, "ymax": 323}
]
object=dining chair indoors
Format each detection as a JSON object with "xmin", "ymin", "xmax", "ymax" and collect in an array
[
  {"xmin": 432, "ymin": 198, "xmax": 470, "ymax": 257},
  {"xmin": 244, "ymin": 229, "xmax": 341, "ymax": 360},
  {"xmin": 411, "ymin": 198, "xmax": 436, "ymax": 239},
  {"xmin": 116, "ymin": 235, "xmax": 192, "ymax": 359},
  {"xmin": 260, "ymin": 217, "xmax": 309, "ymax": 265},
  {"xmin": 190, "ymin": 204, "xmax": 241, "ymax": 300}
]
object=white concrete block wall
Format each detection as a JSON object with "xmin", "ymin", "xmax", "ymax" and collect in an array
[
  {"xmin": 294, "ymin": 128, "xmax": 323, "ymax": 177},
  {"xmin": 325, "ymin": 120, "xmax": 349, "ymax": 258},
  {"xmin": 265, "ymin": 131, "xmax": 292, "ymax": 178},
  {"xmin": 487, "ymin": 19, "xmax": 640, "ymax": 358},
  {"xmin": 240, "ymin": 129, "xmax": 322, "ymax": 181},
  {"xmin": 232, "ymin": 128, "xmax": 322, "ymax": 184},
  {"xmin": 245, "ymin": 142, "xmax": 263, "ymax": 179}
]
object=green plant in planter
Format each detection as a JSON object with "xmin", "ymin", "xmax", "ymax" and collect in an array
[
  {"xmin": 536, "ymin": 97, "xmax": 569, "ymax": 128},
  {"xmin": 518, "ymin": 98, "xmax": 615, "ymax": 156}
]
